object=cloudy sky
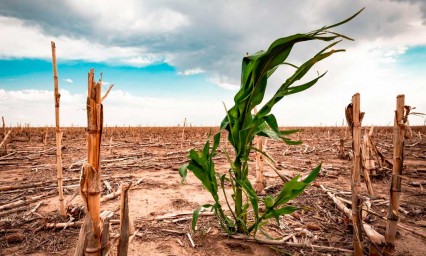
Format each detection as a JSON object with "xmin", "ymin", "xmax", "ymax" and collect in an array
[{"xmin": 0, "ymin": 0, "xmax": 425, "ymax": 126}]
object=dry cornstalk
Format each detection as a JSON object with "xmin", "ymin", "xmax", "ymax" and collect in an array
[
  {"xmin": 320, "ymin": 185, "xmax": 386, "ymax": 245},
  {"xmin": 0, "ymin": 177, "xmax": 81, "ymax": 192},
  {"xmin": 154, "ymin": 211, "xmax": 214, "ymax": 221},
  {"xmin": 263, "ymin": 155, "xmax": 290, "ymax": 182},
  {"xmin": 47, "ymin": 219, "xmax": 119, "ymax": 229},
  {"xmin": 43, "ymin": 126, "xmax": 48, "ymax": 146},
  {"xmin": 103, "ymin": 180, "xmax": 113, "ymax": 194},
  {"xmin": 346, "ymin": 93, "xmax": 363, "ymax": 255},
  {"xmin": 117, "ymin": 182, "xmax": 132, "ymax": 256},
  {"xmin": 0, "ymin": 180, "xmax": 50, "ymax": 191},
  {"xmin": 180, "ymin": 117, "xmax": 186, "ymax": 149},
  {"xmin": 0, "ymin": 205, "xmax": 28, "ymax": 218},
  {"xmin": 385, "ymin": 95, "xmax": 407, "ymax": 251},
  {"xmin": 229, "ymin": 234, "xmax": 353, "ymax": 253},
  {"xmin": 47, "ymin": 221, "xmax": 84, "ymax": 229},
  {"xmin": 75, "ymin": 69, "xmax": 109, "ymax": 256},
  {"xmin": 338, "ymin": 138, "xmax": 345, "ymax": 158},
  {"xmin": 368, "ymin": 134, "xmax": 392, "ymax": 169},
  {"xmin": 100, "ymin": 211, "xmax": 113, "ymax": 256},
  {"xmin": 101, "ymin": 84, "xmax": 114, "ymax": 103},
  {"xmin": 0, "ymin": 191, "xmax": 53, "ymax": 211},
  {"xmin": 51, "ymin": 41, "xmax": 65, "ymax": 217},
  {"xmin": 101, "ymin": 187, "xmax": 122, "ymax": 203},
  {"xmin": 0, "ymin": 130, "xmax": 11, "ymax": 152},
  {"xmin": 74, "ymin": 215, "xmax": 92, "ymax": 256},
  {"xmin": 1, "ymin": 116, "xmax": 6, "ymax": 154},
  {"xmin": 361, "ymin": 132, "xmax": 374, "ymax": 196}
]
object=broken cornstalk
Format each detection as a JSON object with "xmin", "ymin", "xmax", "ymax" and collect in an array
[
  {"xmin": 361, "ymin": 129, "xmax": 374, "ymax": 196},
  {"xmin": 180, "ymin": 117, "xmax": 186, "ymax": 149},
  {"xmin": 0, "ymin": 130, "xmax": 11, "ymax": 154},
  {"xmin": 51, "ymin": 41, "xmax": 65, "ymax": 217},
  {"xmin": 346, "ymin": 93, "xmax": 363, "ymax": 255},
  {"xmin": 75, "ymin": 69, "xmax": 110, "ymax": 256},
  {"xmin": 1, "ymin": 116, "xmax": 6, "ymax": 154},
  {"xmin": 385, "ymin": 95, "xmax": 407, "ymax": 252},
  {"xmin": 117, "ymin": 182, "xmax": 132, "ymax": 256}
]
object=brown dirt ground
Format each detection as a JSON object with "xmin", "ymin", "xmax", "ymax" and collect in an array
[{"xmin": 0, "ymin": 126, "xmax": 425, "ymax": 255}]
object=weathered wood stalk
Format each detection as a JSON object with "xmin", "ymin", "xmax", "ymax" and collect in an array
[
  {"xmin": 51, "ymin": 41, "xmax": 65, "ymax": 216},
  {"xmin": 347, "ymin": 93, "xmax": 363, "ymax": 255},
  {"xmin": 361, "ymin": 130, "xmax": 374, "ymax": 196},
  {"xmin": 1, "ymin": 116, "xmax": 6, "ymax": 154},
  {"xmin": 180, "ymin": 117, "xmax": 186, "ymax": 149},
  {"xmin": 385, "ymin": 95, "xmax": 406, "ymax": 252},
  {"xmin": 75, "ymin": 69, "xmax": 110, "ymax": 256},
  {"xmin": 117, "ymin": 182, "xmax": 132, "ymax": 256},
  {"xmin": 0, "ymin": 130, "xmax": 11, "ymax": 153}
]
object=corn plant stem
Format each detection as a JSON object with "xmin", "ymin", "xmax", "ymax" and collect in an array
[
  {"xmin": 234, "ymin": 159, "xmax": 245, "ymax": 232},
  {"xmin": 247, "ymin": 199, "xmax": 281, "ymax": 234},
  {"xmin": 221, "ymin": 175, "xmax": 236, "ymax": 221},
  {"xmin": 51, "ymin": 41, "xmax": 65, "ymax": 217},
  {"xmin": 385, "ymin": 95, "xmax": 405, "ymax": 250}
]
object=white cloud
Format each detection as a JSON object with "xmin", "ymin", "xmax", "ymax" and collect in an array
[
  {"xmin": 63, "ymin": 78, "xmax": 73, "ymax": 83},
  {"xmin": 208, "ymin": 75, "xmax": 239, "ymax": 91},
  {"xmin": 0, "ymin": 89, "xmax": 229, "ymax": 126},
  {"xmin": 0, "ymin": 16, "xmax": 161, "ymax": 66},
  {"xmin": 65, "ymin": 1, "xmax": 190, "ymax": 35},
  {"xmin": 122, "ymin": 55, "xmax": 163, "ymax": 67},
  {"xmin": 177, "ymin": 68, "xmax": 205, "ymax": 76}
]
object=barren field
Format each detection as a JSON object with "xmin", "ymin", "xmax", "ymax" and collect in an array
[{"xmin": 1, "ymin": 126, "xmax": 425, "ymax": 255}]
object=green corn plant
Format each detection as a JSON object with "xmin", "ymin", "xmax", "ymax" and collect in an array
[{"xmin": 179, "ymin": 9, "xmax": 363, "ymax": 235}]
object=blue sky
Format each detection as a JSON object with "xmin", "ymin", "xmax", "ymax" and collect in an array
[
  {"xmin": 0, "ymin": 59, "xmax": 227, "ymax": 98},
  {"xmin": 396, "ymin": 45, "xmax": 426, "ymax": 72},
  {"xmin": 0, "ymin": 0, "xmax": 425, "ymax": 126}
]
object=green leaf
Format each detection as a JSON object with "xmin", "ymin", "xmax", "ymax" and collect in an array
[
  {"xmin": 257, "ymin": 128, "xmax": 280, "ymax": 141},
  {"xmin": 263, "ymin": 195, "xmax": 275, "ymax": 208},
  {"xmin": 284, "ymin": 72, "xmax": 327, "ymax": 96},
  {"xmin": 178, "ymin": 164, "xmax": 189, "ymax": 184},
  {"xmin": 274, "ymin": 176, "xmax": 306, "ymax": 207},
  {"xmin": 251, "ymin": 147, "xmax": 276, "ymax": 166},
  {"xmin": 274, "ymin": 206, "xmax": 300, "ymax": 215},
  {"xmin": 212, "ymin": 132, "xmax": 221, "ymax": 152},
  {"xmin": 303, "ymin": 164, "xmax": 322, "ymax": 183},
  {"xmin": 202, "ymin": 140, "xmax": 210, "ymax": 157},
  {"xmin": 281, "ymin": 136, "xmax": 303, "ymax": 145},
  {"xmin": 264, "ymin": 114, "xmax": 280, "ymax": 135},
  {"xmin": 188, "ymin": 150, "xmax": 208, "ymax": 173},
  {"xmin": 263, "ymin": 206, "xmax": 301, "ymax": 225},
  {"xmin": 315, "ymin": 8, "xmax": 364, "ymax": 32},
  {"xmin": 192, "ymin": 206, "xmax": 202, "ymax": 232},
  {"xmin": 280, "ymin": 129, "xmax": 299, "ymax": 135}
]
